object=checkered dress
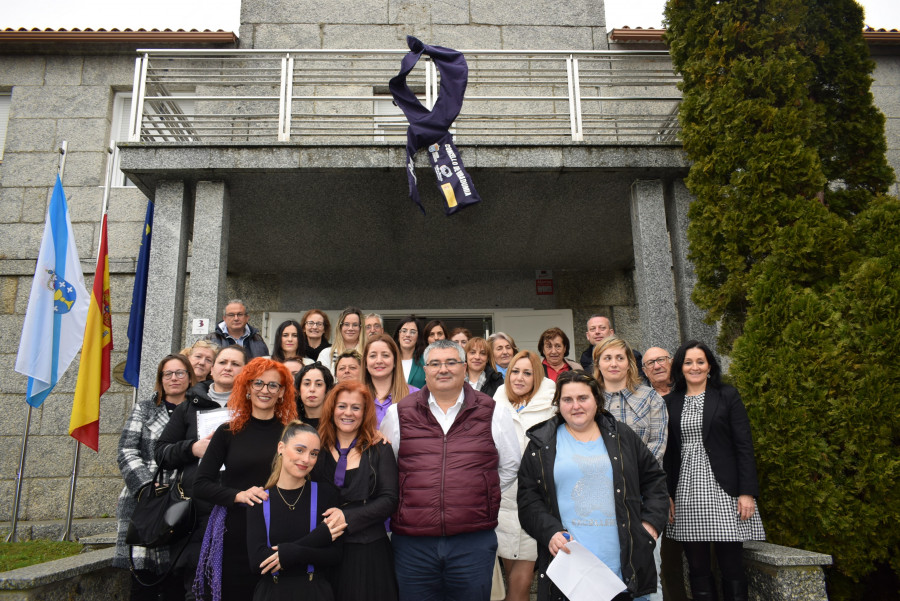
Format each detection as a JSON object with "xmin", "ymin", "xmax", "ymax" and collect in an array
[{"xmin": 667, "ymin": 392, "xmax": 765, "ymax": 542}]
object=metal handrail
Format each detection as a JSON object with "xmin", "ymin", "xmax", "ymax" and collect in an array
[{"xmin": 130, "ymin": 48, "xmax": 682, "ymax": 144}]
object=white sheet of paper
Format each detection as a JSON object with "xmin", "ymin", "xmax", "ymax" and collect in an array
[
  {"xmin": 196, "ymin": 408, "xmax": 231, "ymax": 471},
  {"xmin": 197, "ymin": 407, "xmax": 230, "ymax": 439},
  {"xmin": 546, "ymin": 540, "xmax": 628, "ymax": 601}
]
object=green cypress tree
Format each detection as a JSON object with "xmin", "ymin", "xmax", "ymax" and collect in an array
[
  {"xmin": 665, "ymin": 0, "xmax": 826, "ymax": 347},
  {"xmin": 666, "ymin": 0, "xmax": 900, "ymax": 596}
]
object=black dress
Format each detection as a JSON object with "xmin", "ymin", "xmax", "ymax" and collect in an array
[
  {"xmin": 247, "ymin": 482, "xmax": 343, "ymax": 601},
  {"xmin": 312, "ymin": 443, "xmax": 399, "ymax": 601},
  {"xmin": 193, "ymin": 416, "xmax": 285, "ymax": 601}
]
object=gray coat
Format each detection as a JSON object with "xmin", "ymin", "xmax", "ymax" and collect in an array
[{"xmin": 113, "ymin": 393, "xmax": 175, "ymax": 571}]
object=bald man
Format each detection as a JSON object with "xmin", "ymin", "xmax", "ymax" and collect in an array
[{"xmin": 643, "ymin": 347, "xmax": 673, "ymax": 397}]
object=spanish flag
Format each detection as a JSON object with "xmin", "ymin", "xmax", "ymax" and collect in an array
[{"xmin": 70, "ymin": 213, "xmax": 112, "ymax": 451}]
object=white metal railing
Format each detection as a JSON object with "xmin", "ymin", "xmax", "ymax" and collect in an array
[{"xmin": 128, "ymin": 48, "xmax": 682, "ymax": 144}]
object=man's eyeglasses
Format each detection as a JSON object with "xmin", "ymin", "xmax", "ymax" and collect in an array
[
  {"xmin": 643, "ymin": 356, "xmax": 671, "ymax": 368},
  {"xmin": 424, "ymin": 359, "xmax": 464, "ymax": 370},
  {"xmin": 251, "ymin": 380, "xmax": 284, "ymax": 393},
  {"xmin": 225, "ymin": 312, "xmax": 247, "ymax": 319}
]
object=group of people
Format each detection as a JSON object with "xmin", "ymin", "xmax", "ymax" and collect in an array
[{"xmin": 114, "ymin": 301, "xmax": 764, "ymax": 601}]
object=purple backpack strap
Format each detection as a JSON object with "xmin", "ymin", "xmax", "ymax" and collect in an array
[
  {"xmin": 262, "ymin": 496, "xmax": 278, "ymax": 580},
  {"xmin": 307, "ymin": 482, "xmax": 317, "ymax": 576}
]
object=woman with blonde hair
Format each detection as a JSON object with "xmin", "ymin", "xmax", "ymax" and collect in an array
[
  {"xmin": 313, "ymin": 381, "xmax": 399, "ymax": 601},
  {"xmin": 246, "ymin": 420, "xmax": 345, "ymax": 600},
  {"xmin": 193, "ymin": 358, "xmax": 298, "ymax": 601},
  {"xmin": 363, "ymin": 334, "xmax": 417, "ymax": 428},
  {"xmin": 318, "ymin": 307, "xmax": 366, "ymax": 374},
  {"xmin": 180, "ymin": 339, "xmax": 219, "ymax": 382},
  {"xmin": 492, "ymin": 350, "xmax": 556, "ymax": 601}
]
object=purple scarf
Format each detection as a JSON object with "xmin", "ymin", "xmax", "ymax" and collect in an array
[
  {"xmin": 390, "ymin": 36, "xmax": 481, "ymax": 215},
  {"xmin": 193, "ymin": 505, "xmax": 226, "ymax": 601}
]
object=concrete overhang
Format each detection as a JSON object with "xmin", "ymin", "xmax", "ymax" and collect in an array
[{"xmin": 118, "ymin": 142, "xmax": 690, "ymax": 275}]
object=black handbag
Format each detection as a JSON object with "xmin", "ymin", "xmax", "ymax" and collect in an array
[{"xmin": 126, "ymin": 466, "xmax": 194, "ymax": 548}]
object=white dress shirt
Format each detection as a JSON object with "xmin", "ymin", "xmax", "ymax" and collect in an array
[{"xmin": 380, "ymin": 386, "xmax": 521, "ymax": 490}]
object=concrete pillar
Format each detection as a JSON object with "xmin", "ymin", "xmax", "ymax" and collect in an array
[
  {"xmin": 138, "ymin": 180, "xmax": 189, "ymax": 398},
  {"xmin": 186, "ymin": 181, "xmax": 230, "ymax": 345},
  {"xmin": 666, "ymin": 179, "xmax": 718, "ymax": 353},
  {"xmin": 629, "ymin": 179, "xmax": 680, "ymax": 353}
]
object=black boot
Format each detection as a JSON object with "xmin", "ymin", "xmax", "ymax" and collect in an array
[
  {"xmin": 689, "ymin": 575, "xmax": 719, "ymax": 601},
  {"xmin": 722, "ymin": 578, "xmax": 748, "ymax": 601}
]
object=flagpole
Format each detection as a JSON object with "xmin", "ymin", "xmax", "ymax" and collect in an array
[
  {"xmin": 7, "ymin": 143, "xmax": 70, "ymax": 543},
  {"xmin": 61, "ymin": 145, "xmax": 114, "ymax": 542}
]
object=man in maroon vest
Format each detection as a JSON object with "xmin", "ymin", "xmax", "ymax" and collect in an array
[{"xmin": 380, "ymin": 339, "xmax": 521, "ymax": 601}]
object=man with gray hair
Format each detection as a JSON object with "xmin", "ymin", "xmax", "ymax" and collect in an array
[
  {"xmin": 364, "ymin": 313, "xmax": 384, "ymax": 337},
  {"xmin": 380, "ymin": 339, "xmax": 520, "ymax": 601},
  {"xmin": 205, "ymin": 299, "xmax": 269, "ymax": 358}
]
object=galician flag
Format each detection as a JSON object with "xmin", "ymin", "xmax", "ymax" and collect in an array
[
  {"xmin": 15, "ymin": 175, "xmax": 90, "ymax": 408},
  {"xmin": 70, "ymin": 212, "xmax": 112, "ymax": 451}
]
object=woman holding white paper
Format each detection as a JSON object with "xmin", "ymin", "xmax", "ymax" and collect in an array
[{"xmin": 517, "ymin": 371, "xmax": 668, "ymax": 601}]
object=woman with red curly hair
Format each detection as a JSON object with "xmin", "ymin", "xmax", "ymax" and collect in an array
[
  {"xmin": 312, "ymin": 381, "xmax": 399, "ymax": 601},
  {"xmin": 193, "ymin": 358, "xmax": 298, "ymax": 601}
]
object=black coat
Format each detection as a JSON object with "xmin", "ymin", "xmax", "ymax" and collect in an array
[
  {"xmin": 663, "ymin": 384, "xmax": 759, "ymax": 498},
  {"xmin": 517, "ymin": 413, "xmax": 668, "ymax": 600},
  {"xmin": 480, "ymin": 365, "xmax": 505, "ymax": 398},
  {"xmin": 311, "ymin": 441, "xmax": 399, "ymax": 544}
]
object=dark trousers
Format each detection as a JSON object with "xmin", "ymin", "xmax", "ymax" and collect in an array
[
  {"xmin": 681, "ymin": 541, "xmax": 745, "ymax": 581},
  {"xmin": 393, "ymin": 530, "xmax": 497, "ymax": 601}
]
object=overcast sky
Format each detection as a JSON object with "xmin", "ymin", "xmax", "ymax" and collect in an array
[{"xmin": 3, "ymin": 0, "xmax": 898, "ymax": 34}]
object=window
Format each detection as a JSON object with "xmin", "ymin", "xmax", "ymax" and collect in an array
[
  {"xmin": 110, "ymin": 92, "xmax": 135, "ymax": 187},
  {"xmin": 110, "ymin": 91, "xmax": 197, "ymax": 186},
  {"xmin": 0, "ymin": 92, "xmax": 11, "ymax": 161}
]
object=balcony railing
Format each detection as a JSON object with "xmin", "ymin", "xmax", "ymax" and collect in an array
[{"xmin": 128, "ymin": 48, "xmax": 682, "ymax": 145}]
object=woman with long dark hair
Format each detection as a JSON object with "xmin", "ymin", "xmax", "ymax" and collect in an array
[
  {"xmin": 664, "ymin": 341, "xmax": 764, "ymax": 601},
  {"xmin": 294, "ymin": 362, "xmax": 335, "ymax": 430},
  {"xmin": 392, "ymin": 315, "xmax": 426, "ymax": 389},
  {"xmin": 272, "ymin": 319, "xmax": 310, "ymax": 364}
]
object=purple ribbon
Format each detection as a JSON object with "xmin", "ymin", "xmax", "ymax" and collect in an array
[{"xmin": 333, "ymin": 438, "xmax": 357, "ymax": 487}]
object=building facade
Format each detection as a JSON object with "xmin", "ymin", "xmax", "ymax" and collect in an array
[{"xmin": 0, "ymin": 6, "xmax": 897, "ymax": 532}]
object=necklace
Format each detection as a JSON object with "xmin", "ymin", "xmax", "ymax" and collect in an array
[
  {"xmin": 276, "ymin": 480, "xmax": 306, "ymax": 511},
  {"xmin": 565, "ymin": 424, "xmax": 600, "ymax": 443}
]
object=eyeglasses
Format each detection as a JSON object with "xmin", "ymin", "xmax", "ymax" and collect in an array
[
  {"xmin": 306, "ymin": 321, "xmax": 324, "ymax": 328},
  {"xmin": 251, "ymin": 380, "xmax": 284, "ymax": 392},
  {"xmin": 162, "ymin": 370, "xmax": 189, "ymax": 380},
  {"xmin": 643, "ymin": 356, "xmax": 671, "ymax": 368},
  {"xmin": 424, "ymin": 359, "xmax": 464, "ymax": 370},
  {"xmin": 399, "ymin": 328, "xmax": 417, "ymax": 335},
  {"xmin": 225, "ymin": 312, "xmax": 247, "ymax": 319}
]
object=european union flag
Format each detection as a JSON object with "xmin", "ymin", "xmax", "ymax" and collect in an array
[
  {"xmin": 15, "ymin": 176, "xmax": 89, "ymax": 407},
  {"xmin": 123, "ymin": 199, "xmax": 154, "ymax": 388}
]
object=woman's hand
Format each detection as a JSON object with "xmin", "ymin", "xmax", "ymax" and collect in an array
[
  {"xmin": 373, "ymin": 431, "xmax": 388, "ymax": 445},
  {"xmin": 549, "ymin": 531, "xmax": 572, "ymax": 557},
  {"xmin": 191, "ymin": 433, "xmax": 214, "ymax": 458},
  {"xmin": 325, "ymin": 517, "xmax": 347, "ymax": 541},
  {"xmin": 322, "ymin": 507, "xmax": 346, "ymax": 531},
  {"xmin": 642, "ymin": 521, "xmax": 658, "ymax": 540},
  {"xmin": 235, "ymin": 486, "xmax": 268, "ymax": 506},
  {"xmin": 737, "ymin": 495, "xmax": 755, "ymax": 521},
  {"xmin": 259, "ymin": 546, "xmax": 280, "ymax": 574},
  {"xmin": 668, "ymin": 496, "xmax": 675, "ymax": 524}
]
